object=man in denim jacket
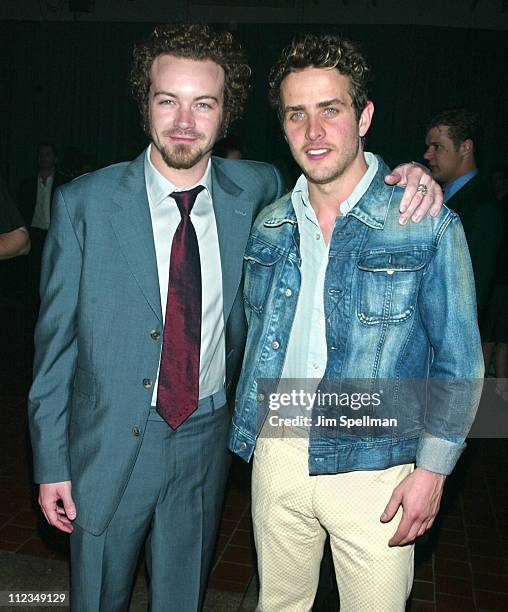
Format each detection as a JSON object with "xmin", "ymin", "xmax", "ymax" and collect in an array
[{"xmin": 228, "ymin": 34, "xmax": 483, "ymax": 611}]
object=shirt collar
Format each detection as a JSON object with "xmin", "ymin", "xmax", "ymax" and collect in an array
[
  {"xmin": 443, "ymin": 168, "xmax": 479, "ymax": 203},
  {"xmin": 340, "ymin": 152, "xmax": 378, "ymax": 213},
  {"xmin": 144, "ymin": 144, "xmax": 212, "ymax": 209}
]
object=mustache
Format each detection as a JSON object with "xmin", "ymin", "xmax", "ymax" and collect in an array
[{"xmin": 162, "ymin": 129, "xmax": 204, "ymax": 139}]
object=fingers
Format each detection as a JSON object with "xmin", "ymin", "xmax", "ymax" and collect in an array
[
  {"xmin": 380, "ymin": 488, "xmax": 402, "ymax": 524},
  {"xmin": 388, "ymin": 512, "xmax": 416, "ymax": 546},
  {"xmin": 429, "ymin": 186, "xmax": 444, "ymax": 217},
  {"xmin": 384, "ymin": 171, "xmax": 401, "ymax": 186},
  {"xmin": 398, "ymin": 173, "xmax": 435, "ymax": 225},
  {"xmin": 388, "ymin": 504, "xmax": 438, "ymax": 546},
  {"xmin": 38, "ymin": 482, "xmax": 75, "ymax": 534},
  {"xmin": 60, "ymin": 487, "xmax": 77, "ymax": 522}
]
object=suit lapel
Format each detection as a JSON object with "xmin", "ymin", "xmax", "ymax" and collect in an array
[
  {"xmin": 211, "ymin": 159, "xmax": 251, "ymax": 323},
  {"xmin": 110, "ymin": 152, "xmax": 162, "ymax": 322}
]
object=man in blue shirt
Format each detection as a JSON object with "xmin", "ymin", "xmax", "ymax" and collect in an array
[{"xmin": 424, "ymin": 109, "xmax": 501, "ymax": 324}]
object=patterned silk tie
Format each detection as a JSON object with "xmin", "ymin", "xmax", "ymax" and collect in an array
[{"xmin": 156, "ymin": 185, "xmax": 204, "ymax": 429}]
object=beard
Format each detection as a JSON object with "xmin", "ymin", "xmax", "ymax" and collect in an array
[
  {"xmin": 156, "ymin": 141, "xmax": 209, "ymax": 170},
  {"xmin": 152, "ymin": 126, "xmax": 222, "ymax": 171}
]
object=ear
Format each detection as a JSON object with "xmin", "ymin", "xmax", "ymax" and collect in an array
[
  {"xmin": 359, "ymin": 101, "xmax": 374, "ymax": 138},
  {"xmin": 460, "ymin": 138, "xmax": 474, "ymax": 157}
]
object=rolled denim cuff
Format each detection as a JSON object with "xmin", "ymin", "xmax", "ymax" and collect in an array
[{"xmin": 416, "ymin": 433, "xmax": 466, "ymax": 475}]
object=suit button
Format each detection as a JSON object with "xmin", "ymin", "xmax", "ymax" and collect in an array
[
  {"xmin": 143, "ymin": 378, "xmax": 152, "ymax": 389},
  {"xmin": 240, "ymin": 442, "xmax": 247, "ymax": 450},
  {"xmin": 132, "ymin": 426, "xmax": 141, "ymax": 437},
  {"xmin": 150, "ymin": 329, "xmax": 161, "ymax": 341},
  {"xmin": 271, "ymin": 340, "xmax": 280, "ymax": 350}
]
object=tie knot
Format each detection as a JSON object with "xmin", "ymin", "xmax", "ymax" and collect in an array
[{"xmin": 171, "ymin": 185, "xmax": 205, "ymax": 216}]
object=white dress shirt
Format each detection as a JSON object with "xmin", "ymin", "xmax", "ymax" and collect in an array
[
  {"xmin": 144, "ymin": 146, "xmax": 225, "ymax": 405},
  {"xmin": 277, "ymin": 153, "xmax": 378, "ymax": 427},
  {"xmin": 31, "ymin": 174, "xmax": 54, "ymax": 230}
]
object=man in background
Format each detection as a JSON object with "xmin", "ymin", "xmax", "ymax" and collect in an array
[
  {"xmin": 424, "ymin": 109, "xmax": 501, "ymax": 323},
  {"xmin": 19, "ymin": 143, "xmax": 66, "ymax": 311}
]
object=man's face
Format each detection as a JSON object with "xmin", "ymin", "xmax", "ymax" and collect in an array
[
  {"xmin": 148, "ymin": 54, "xmax": 225, "ymax": 173},
  {"xmin": 424, "ymin": 126, "xmax": 463, "ymax": 184},
  {"xmin": 280, "ymin": 67, "xmax": 372, "ymax": 186},
  {"xmin": 38, "ymin": 145, "xmax": 56, "ymax": 173}
]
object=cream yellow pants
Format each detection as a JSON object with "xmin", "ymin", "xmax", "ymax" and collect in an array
[{"xmin": 252, "ymin": 436, "xmax": 414, "ymax": 612}]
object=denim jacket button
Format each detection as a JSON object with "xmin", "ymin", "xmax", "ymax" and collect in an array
[
  {"xmin": 271, "ymin": 340, "xmax": 280, "ymax": 350},
  {"xmin": 285, "ymin": 288, "xmax": 292, "ymax": 297},
  {"xmin": 240, "ymin": 442, "xmax": 247, "ymax": 450},
  {"xmin": 257, "ymin": 393, "xmax": 265, "ymax": 402}
]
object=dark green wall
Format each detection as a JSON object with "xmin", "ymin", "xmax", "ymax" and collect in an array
[{"xmin": 1, "ymin": 21, "xmax": 507, "ymax": 192}]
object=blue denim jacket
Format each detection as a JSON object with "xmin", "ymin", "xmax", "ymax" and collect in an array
[{"xmin": 228, "ymin": 160, "xmax": 484, "ymax": 475}]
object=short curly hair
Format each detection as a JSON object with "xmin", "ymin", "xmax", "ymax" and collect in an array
[
  {"xmin": 130, "ymin": 23, "xmax": 251, "ymax": 137},
  {"xmin": 269, "ymin": 33, "xmax": 370, "ymax": 121},
  {"xmin": 426, "ymin": 109, "xmax": 481, "ymax": 150}
]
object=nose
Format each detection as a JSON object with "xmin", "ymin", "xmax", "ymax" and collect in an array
[
  {"xmin": 306, "ymin": 114, "xmax": 325, "ymax": 142},
  {"xmin": 174, "ymin": 105, "xmax": 195, "ymax": 130},
  {"xmin": 423, "ymin": 146, "xmax": 433, "ymax": 161}
]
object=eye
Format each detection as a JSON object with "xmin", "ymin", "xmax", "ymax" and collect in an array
[
  {"xmin": 196, "ymin": 101, "xmax": 212, "ymax": 110},
  {"xmin": 323, "ymin": 107, "xmax": 338, "ymax": 117},
  {"xmin": 288, "ymin": 111, "xmax": 305, "ymax": 122},
  {"xmin": 159, "ymin": 98, "xmax": 176, "ymax": 106}
]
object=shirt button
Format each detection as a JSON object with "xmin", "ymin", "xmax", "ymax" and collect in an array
[
  {"xmin": 285, "ymin": 288, "xmax": 292, "ymax": 297},
  {"xmin": 132, "ymin": 426, "xmax": 141, "ymax": 437},
  {"xmin": 313, "ymin": 362, "xmax": 320, "ymax": 370},
  {"xmin": 315, "ymin": 234, "xmax": 321, "ymax": 240},
  {"xmin": 272, "ymin": 340, "xmax": 280, "ymax": 350},
  {"xmin": 257, "ymin": 393, "xmax": 265, "ymax": 402},
  {"xmin": 240, "ymin": 442, "xmax": 247, "ymax": 450},
  {"xmin": 142, "ymin": 378, "xmax": 152, "ymax": 389},
  {"xmin": 150, "ymin": 329, "xmax": 161, "ymax": 340}
]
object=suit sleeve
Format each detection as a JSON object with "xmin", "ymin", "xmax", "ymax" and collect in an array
[
  {"xmin": 468, "ymin": 204, "xmax": 502, "ymax": 321},
  {"xmin": 272, "ymin": 164, "xmax": 285, "ymax": 201},
  {"xmin": 28, "ymin": 187, "xmax": 82, "ymax": 483}
]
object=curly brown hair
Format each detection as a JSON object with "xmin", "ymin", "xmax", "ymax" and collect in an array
[
  {"xmin": 269, "ymin": 33, "xmax": 370, "ymax": 121},
  {"xmin": 130, "ymin": 23, "xmax": 251, "ymax": 137}
]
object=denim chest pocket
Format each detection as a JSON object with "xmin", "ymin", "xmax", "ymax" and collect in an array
[
  {"xmin": 243, "ymin": 242, "xmax": 282, "ymax": 313},
  {"xmin": 356, "ymin": 250, "xmax": 427, "ymax": 325}
]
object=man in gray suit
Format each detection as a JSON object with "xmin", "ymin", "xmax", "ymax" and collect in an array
[{"xmin": 28, "ymin": 23, "xmax": 442, "ymax": 612}]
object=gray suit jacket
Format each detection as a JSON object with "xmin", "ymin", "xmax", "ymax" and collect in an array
[{"xmin": 28, "ymin": 151, "xmax": 283, "ymax": 535}]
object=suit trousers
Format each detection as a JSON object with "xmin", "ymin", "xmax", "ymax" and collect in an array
[
  {"xmin": 70, "ymin": 398, "xmax": 231, "ymax": 612},
  {"xmin": 252, "ymin": 436, "xmax": 414, "ymax": 612}
]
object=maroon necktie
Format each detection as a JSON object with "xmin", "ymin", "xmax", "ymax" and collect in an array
[{"xmin": 156, "ymin": 185, "xmax": 204, "ymax": 429}]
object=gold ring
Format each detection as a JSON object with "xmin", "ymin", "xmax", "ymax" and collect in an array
[{"xmin": 416, "ymin": 184, "xmax": 429, "ymax": 195}]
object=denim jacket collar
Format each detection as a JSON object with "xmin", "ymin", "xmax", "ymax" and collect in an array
[
  {"xmin": 263, "ymin": 156, "xmax": 394, "ymax": 231},
  {"xmin": 348, "ymin": 157, "xmax": 393, "ymax": 230}
]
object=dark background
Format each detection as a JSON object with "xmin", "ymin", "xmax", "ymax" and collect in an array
[{"xmin": 1, "ymin": 2, "xmax": 507, "ymax": 191}]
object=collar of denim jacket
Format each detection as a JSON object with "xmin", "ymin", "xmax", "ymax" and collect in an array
[
  {"xmin": 347, "ymin": 155, "xmax": 394, "ymax": 230},
  {"xmin": 263, "ymin": 155, "xmax": 395, "ymax": 230}
]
